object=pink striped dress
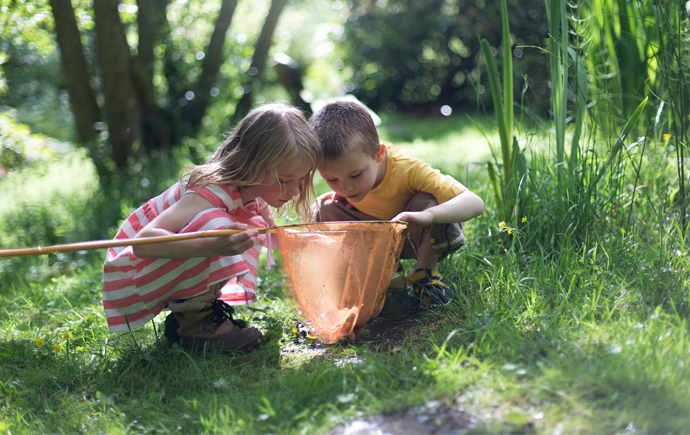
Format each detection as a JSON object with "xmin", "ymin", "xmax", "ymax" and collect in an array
[{"xmin": 102, "ymin": 181, "xmax": 271, "ymax": 333}]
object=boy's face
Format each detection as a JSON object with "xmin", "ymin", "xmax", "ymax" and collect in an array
[{"xmin": 319, "ymin": 145, "xmax": 385, "ymax": 203}]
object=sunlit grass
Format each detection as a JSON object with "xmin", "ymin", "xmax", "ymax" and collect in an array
[
  {"xmin": 0, "ymin": 149, "xmax": 97, "ymax": 219},
  {"xmin": 0, "ymin": 113, "xmax": 688, "ymax": 434}
]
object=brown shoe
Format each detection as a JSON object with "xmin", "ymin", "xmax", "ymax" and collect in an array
[{"xmin": 167, "ymin": 296, "xmax": 262, "ymax": 353}]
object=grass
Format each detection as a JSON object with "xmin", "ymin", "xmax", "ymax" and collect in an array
[{"xmin": 0, "ymin": 113, "xmax": 689, "ymax": 434}]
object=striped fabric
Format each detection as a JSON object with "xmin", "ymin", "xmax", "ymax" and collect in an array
[{"xmin": 102, "ymin": 181, "xmax": 270, "ymax": 333}]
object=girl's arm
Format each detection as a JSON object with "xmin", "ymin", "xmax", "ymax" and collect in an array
[
  {"xmin": 391, "ymin": 189, "xmax": 484, "ymax": 233},
  {"xmin": 258, "ymin": 202, "xmax": 281, "ymax": 251},
  {"xmin": 258, "ymin": 202, "xmax": 276, "ymax": 228},
  {"xmin": 133, "ymin": 193, "xmax": 259, "ymax": 258}
]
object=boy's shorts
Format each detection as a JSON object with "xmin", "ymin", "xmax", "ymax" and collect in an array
[{"xmin": 311, "ymin": 192, "xmax": 465, "ymax": 261}]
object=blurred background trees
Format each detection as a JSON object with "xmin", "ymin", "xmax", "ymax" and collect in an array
[
  {"xmin": 338, "ymin": 0, "xmax": 549, "ymax": 115},
  {"xmin": 0, "ymin": 0, "xmax": 686, "ymax": 192},
  {"xmin": 0, "ymin": 0, "xmax": 554, "ymax": 177}
]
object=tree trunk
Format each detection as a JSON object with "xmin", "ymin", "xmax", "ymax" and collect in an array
[
  {"xmin": 183, "ymin": 0, "xmax": 239, "ymax": 136},
  {"xmin": 135, "ymin": 0, "xmax": 171, "ymax": 151},
  {"xmin": 48, "ymin": 0, "xmax": 100, "ymax": 143},
  {"xmin": 93, "ymin": 0, "xmax": 139, "ymax": 168},
  {"xmin": 274, "ymin": 59, "xmax": 311, "ymax": 115},
  {"xmin": 136, "ymin": 0, "xmax": 158, "ymax": 82},
  {"xmin": 232, "ymin": 0, "xmax": 289, "ymax": 121}
]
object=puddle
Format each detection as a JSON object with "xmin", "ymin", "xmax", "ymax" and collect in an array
[{"xmin": 330, "ymin": 401, "xmax": 484, "ymax": 435}]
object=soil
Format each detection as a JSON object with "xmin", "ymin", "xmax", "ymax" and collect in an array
[
  {"xmin": 354, "ymin": 314, "xmax": 422, "ymax": 345},
  {"xmin": 329, "ymin": 314, "xmax": 490, "ymax": 434}
]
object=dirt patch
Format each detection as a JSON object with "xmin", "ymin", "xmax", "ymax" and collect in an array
[
  {"xmin": 352, "ymin": 314, "xmax": 422, "ymax": 345},
  {"xmin": 329, "ymin": 400, "xmax": 485, "ymax": 434}
]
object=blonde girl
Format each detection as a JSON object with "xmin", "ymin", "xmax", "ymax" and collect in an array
[{"xmin": 102, "ymin": 104, "xmax": 321, "ymax": 353}]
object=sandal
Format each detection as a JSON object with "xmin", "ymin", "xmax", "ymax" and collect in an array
[{"xmin": 407, "ymin": 269, "xmax": 452, "ymax": 307}]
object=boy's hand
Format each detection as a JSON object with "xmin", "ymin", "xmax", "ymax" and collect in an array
[
  {"xmin": 391, "ymin": 210, "xmax": 433, "ymax": 233},
  {"xmin": 323, "ymin": 192, "xmax": 353, "ymax": 209}
]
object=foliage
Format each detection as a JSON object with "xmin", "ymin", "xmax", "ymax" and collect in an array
[
  {"xmin": 0, "ymin": 2, "xmax": 689, "ymax": 433},
  {"xmin": 0, "ymin": 0, "xmax": 336, "ymax": 175},
  {"xmin": 337, "ymin": 0, "xmax": 550, "ymax": 114},
  {"xmin": 0, "ymin": 112, "xmax": 68, "ymax": 175},
  {"xmin": 0, "ymin": 0, "xmax": 55, "ymax": 56},
  {"xmin": 0, "ymin": 138, "xmax": 688, "ymax": 432}
]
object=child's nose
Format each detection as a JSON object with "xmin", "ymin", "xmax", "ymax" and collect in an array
[{"xmin": 286, "ymin": 180, "xmax": 300, "ymax": 196}]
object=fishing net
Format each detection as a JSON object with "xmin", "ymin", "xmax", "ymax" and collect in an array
[{"xmin": 274, "ymin": 221, "xmax": 407, "ymax": 343}]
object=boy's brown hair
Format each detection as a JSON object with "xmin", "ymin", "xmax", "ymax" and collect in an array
[{"xmin": 309, "ymin": 101, "xmax": 380, "ymax": 159}]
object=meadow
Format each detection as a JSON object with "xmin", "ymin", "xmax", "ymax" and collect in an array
[{"xmin": 0, "ymin": 106, "xmax": 688, "ymax": 434}]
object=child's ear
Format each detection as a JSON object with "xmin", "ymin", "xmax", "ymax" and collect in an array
[{"xmin": 375, "ymin": 144, "xmax": 386, "ymax": 163}]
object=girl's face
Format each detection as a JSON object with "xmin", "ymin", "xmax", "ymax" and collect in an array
[{"xmin": 241, "ymin": 160, "xmax": 311, "ymax": 207}]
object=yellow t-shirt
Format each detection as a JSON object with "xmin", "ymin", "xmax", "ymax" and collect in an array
[{"xmin": 347, "ymin": 142, "xmax": 467, "ymax": 220}]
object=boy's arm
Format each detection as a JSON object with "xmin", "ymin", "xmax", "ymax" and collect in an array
[{"xmin": 391, "ymin": 189, "xmax": 484, "ymax": 233}]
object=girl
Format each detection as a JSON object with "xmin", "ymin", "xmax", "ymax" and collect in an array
[{"xmin": 102, "ymin": 104, "xmax": 322, "ymax": 353}]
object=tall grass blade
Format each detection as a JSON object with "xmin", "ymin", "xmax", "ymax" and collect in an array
[
  {"xmin": 501, "ymin": 0, "xmax": 513, "ymax": 144},
  {"xmin": 481, "ymin": 0, "xmax": 517, "ymax": 221},
  {"xmin": 546, "ymin": 0, "xmax": 568, "ymax": 166},
  {"xmin": 569, "ymin": 0, "xmax": 588, "ymax": 172},
  {"xmin": 487, "ymin": 161, "xmax": 503, "ymax": 213},
  {"xmin": 591, "ymin": 96, "xmax": 648, "ymax": 188},
  {"xmin": 481, "ymin": 39, "xmax": 509, "ymax": 156}
]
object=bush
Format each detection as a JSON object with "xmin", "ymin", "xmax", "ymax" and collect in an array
[{"xmin": 337, "ymin": 0, "xmax": 550, "ymax": 114}]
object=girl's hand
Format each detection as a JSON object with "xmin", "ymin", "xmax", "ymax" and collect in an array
[
  {"xmin": 391, "ymin": 210, "xmax": 433, "ymax": 234},
  {"xmin": 208, "ymin": 222, "xmax": 259, "ymax": 257}
]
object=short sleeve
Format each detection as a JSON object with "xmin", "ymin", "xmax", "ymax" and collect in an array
[
  {"xmin": 409, "ymin": 162, "xmax": 467, "ymax": 204},
  {"xmin": 185, "ymin": 184, "xmax": 243, "ymax": 212}
]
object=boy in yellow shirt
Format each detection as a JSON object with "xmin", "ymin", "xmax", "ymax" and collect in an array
[{"xmin": 310, "ymin": 101, "xmax": 484, "ymax": 307}]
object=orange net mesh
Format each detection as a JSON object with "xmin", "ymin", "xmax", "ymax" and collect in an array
[{"xmin": 273, "ymin": 221, "xmax": 407, "ymax": 343}]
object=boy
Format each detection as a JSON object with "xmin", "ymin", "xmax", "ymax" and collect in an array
[{"xmin": 309, "ymin": 101, "xmax": 484, "ymax": 307}]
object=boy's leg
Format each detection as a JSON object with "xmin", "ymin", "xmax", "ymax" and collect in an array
[
  {"xmin": 400, "ymin": 193, "xmax": 465, "ymax": 262},
  {"xmin": 311, "ymin": 195, "xmax": 377, "ymax": 222},
  {"xmin": 400, "ymin": 193, "xmax": 465, "ymax": 306}
]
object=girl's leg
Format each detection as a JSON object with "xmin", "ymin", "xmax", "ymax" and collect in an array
[{"xmin": 165, "ymin": 289, "xmax": 261, "ymax": 353}]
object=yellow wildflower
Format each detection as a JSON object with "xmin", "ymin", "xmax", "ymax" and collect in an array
[
  {"xmin": 499, "ymin": 221, "xmax": 506, "ymax": 228},
  {"xmin": 663, "ymin": 134, "xmax": 670, "ymax": 140},
  {"xmin": 64, "ymin": 332, "xmax": 73, "ymax": 340},
  {"xmin": 54, "ymin": 344, "xmax": 62, "ymax": 352},
  {"xmin": 522, "ymin": 216, "xmax": 527, "ymax": 223},
  {"xmin": 36, "ymin": 337, "xmax": 43, "ymax": 346},
  {"xmin": 508, "ymin": 229, "xmax": 513, "ymax": 235}
]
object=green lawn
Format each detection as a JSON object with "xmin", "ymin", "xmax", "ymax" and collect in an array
[{"xmin": 0, "ymin": 112, "xmax": 688, "ymax": 434}]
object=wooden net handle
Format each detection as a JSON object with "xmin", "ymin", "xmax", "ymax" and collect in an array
[{"xmin": 0, "ymin": 227, "xmax": 269, "ymax": 258}]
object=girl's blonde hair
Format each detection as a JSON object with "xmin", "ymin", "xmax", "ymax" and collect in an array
[{"xmin": 184, "ymin": 103, "xmax": 322, "ymax": 221}]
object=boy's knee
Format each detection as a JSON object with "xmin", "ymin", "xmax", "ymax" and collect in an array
[
  {"xmin": 311, "ymin": 198, "xmax": 346, "ymax": 222},
  {"xmin": 403, "ymin": 192, "xmax": 466, "ymax": 257},
  {"xmin": 405, "ymin": 192, "xmax": 439, "ymax": 212},
  {"xmin": 309, "ymin": 201, "xmax": 322, "ymax": 222}
]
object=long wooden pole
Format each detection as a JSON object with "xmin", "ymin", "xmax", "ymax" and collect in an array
[{"xmin": 0, "ymin": 227, "xmax": 269, "ymax": 258}]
